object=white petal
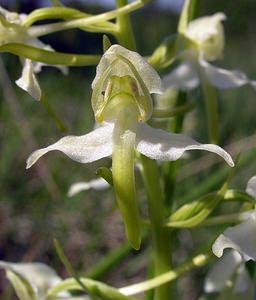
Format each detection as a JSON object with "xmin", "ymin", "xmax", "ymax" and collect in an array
[
  {"xmin": 0, "ymin": 261, "xmax": 64, "ymax": 297},
  {"xmin": 15, "ymin": 59, "xmax": 41, "ymax": 100},
  {"xmin": 136, "ymin": 123, "xmax": 234, "ymax": 167},
  {"xmin": 26, "ymin": 123, "xmax": 114, "ymax": 169},
  {"xmin": 163, "ymin": 62, "xmax": 200, "ymax": 91},
  {"xmin": 212, "ymin": 213, "xmax": 256, "ymax": 261},
  {"xmin": 68, "ymin": 178, "xmax": 110, "ymax": 197},
  {"xmin": 246, "ymin": 176, "xmax": 256, "ymax": 199},
  {"xmin": 92, "ymin": 44, "xmax": 162, "ymax": 94},
  {"xmin": 204, "ymin": 250, "xmax": 242, "ymax": 293},
  {"xmin": 200, "ymin": 59, "xmax": 252, "ymax": 89}
]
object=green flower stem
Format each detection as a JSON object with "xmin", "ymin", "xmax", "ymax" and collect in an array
[
  {"xmin": 188, "ymin": 0, "xmax": 201, "ymax": 21},
  {"xmin": 40, "ymin": 95, "xmax": 68, "ymax": 133},
  {"xmin": 223, "ymin": 189, "xmax": 255, "ymax": 204},
  {"xmin": 199, "ymin": 69, "xmax": 219, "ymax": 144},
  {"xmin": 163, "ymin": 91, "xmax": 187, "ymax": 209},
  {"xmin": 177, "ymin": 0, "xmax": 191, "ymax": 35},
  {"xmin": 140, "ymin": 155, "xmax": 172, "ymax": 300},
  {"xmin": 119, "ymin": 252, "xmax": 212, "ymax": 296},
  {"xmin": 27, "ymin": 0, "xmax": 145, "ymax": 38},
  {"xmin": 116, "ymin": 0, "xmax": 137, "ymax": 50},
  {"xmin": 0, "ymin": 44, "xmax": 101, "ymax": 66},
  {"xmin": 23, "ymin": 7, "xmax": 115, "ymax": 34},
  {"xmin": 46, "ymin": 278, "xmax": 138, "ymax": 300},
  {"xmin": 152, "ymin": 100, "xmax": 195, "ymax": 118},
  {"xmin": 112, "ymin": 96, "xmax": 141, "ymax": 250},
  {"xmin": 23, "ymin": 7, "xmax": 89, "ymax": 26},
  {"xmin": 176, "ymin": 0, "xmax": 200, "ymax": 54},
  {"xmin": 199, "ymin": 211, "xmax": 253, "ymax": 227}
]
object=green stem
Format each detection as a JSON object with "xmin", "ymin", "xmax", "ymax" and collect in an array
[
  {"xmin": 200, "ymin": 69, "xmax": 219, "ymax": 144},
  {"xmin": 23, "ymin": 7, "xmax": 116, "ymax": 34},
  {"xmin": 152, "ymin": 101, "xmax": 195, "ymax": 118},
  {"xmin": 188, "ymin": 0, "xmax": 201, "ymax": 21},
  {"xmin": 163, "ymin": 91, "xmax": 187, "ymax": 209},
  {"xmin": 0, "ymin": 44, "xmax": 100, "ymax": 66},
  {"xmin": 140, "ymin": 155, "xmax": 171, "ymax": 300},
  {"xmin": 119, "ymin": 252, "xmax": 212, "ymax": 296},
  {"xmin": 199, "ymin": 212, "xmax": 251, "ymax": 227},
  {"xmin": 223, "ymin": 189, "xmax": 255, "ymax": 204},
  {"xmin": 116, "ymin": 0, "xmax": 137, "ymax": 50},
  {"xmin": 27, "ymin": 0, "xmax": 144, "ymax": 38},
  {"xmin": 47, "ymin": 278, "xmax": 138, "ymax": 300}
]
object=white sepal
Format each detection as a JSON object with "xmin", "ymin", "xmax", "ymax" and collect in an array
[
  {"xmin": 26, "ymin": 123, "xmax": 114, "ymax": 169},
  {"xmin": 136, "ymin": 123, "xmax": 234, "ymax": 167},
  {"xmin": 200, "ymin": 59, "xmax": 253, "ymax": 89}
]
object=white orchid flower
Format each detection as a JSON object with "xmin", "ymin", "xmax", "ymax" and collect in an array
[
  {"xmin": 26, "ymin": 45, "xmax": 234, "ymax": 249},
  {"xmin": 212, "ymin": 175, "xmax": 256, "ymax": 261},
  {"xmin": 164, "ymin": 13, "xmax": 255, "ymax": 91},
  {"xmin": 212, "ymin": 209, "xmax": 256, "ymax": 262},
  {"xmin": 205, "ymin": 213, "xmax": 256, "ymax": 299},
  {"xmin": 204, "ymin": 250, "xmax": 253, "ymax": 299},
  {"xmin": 205, "ymin": 176, "xmax": 256, "ymax": 298},
  {"xmin": 0, "ymin": 6, "xmax": 67, "ymax": 100},
  {"xmin": 0, "ymin": 261, "xmax": 69, "ymax": 300}
]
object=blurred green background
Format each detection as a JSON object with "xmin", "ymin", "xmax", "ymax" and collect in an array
[{"xmin": 0, "ymin": 1, "xmax": 256, "ymax": 299}]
